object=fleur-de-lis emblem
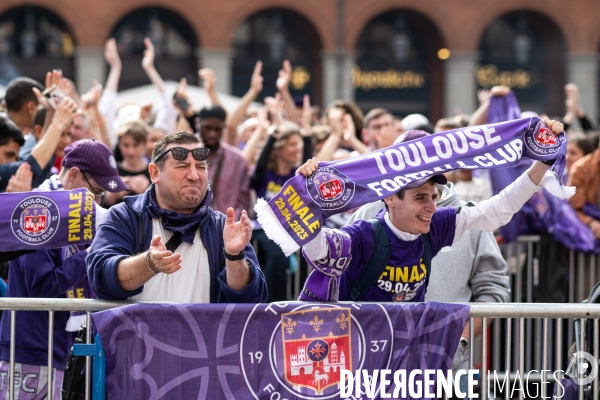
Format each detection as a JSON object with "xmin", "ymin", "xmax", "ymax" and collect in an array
[
  {"xmin": 336, "ymin": 313, "xmax": 349, "ymax": 330},
  {"xmin": 282, "ymin": 317, "xmax": 297, "ymax": 335},
  {"xmin": 309, "ymin": 315, "xmax": 323, "ymax": 332}
]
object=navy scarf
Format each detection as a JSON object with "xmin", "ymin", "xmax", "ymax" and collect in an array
[{"xmin": 146, "ymin": 185, "xmax": 213, "ymax": 244}]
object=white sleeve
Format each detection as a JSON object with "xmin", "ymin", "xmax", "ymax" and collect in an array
[
  {"xmin": 153, "ymin": 90, "xmax": 178, "ymax": 134},
  {"xmin": 454, "ymin": 172, "xmax": 541, "ymax": 243},
  {"xmin": 98, "ymin": 89, "xmax": 118, "ymax": 144},
  {"xmin": 94, "ymin": 204, "xmax": 108, "ymax": 230},
  {"xmin": 302, "ymin": 230, "xmax": 328, "ymax": 261}
]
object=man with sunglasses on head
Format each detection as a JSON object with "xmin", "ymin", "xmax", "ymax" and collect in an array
[
  {"xmin": 87, "ymin": 131, "xmax": 267, "ymax": 303},
  {"xmin": 0, "ymin": 139, "xmax": 128, "ymax": 399}
]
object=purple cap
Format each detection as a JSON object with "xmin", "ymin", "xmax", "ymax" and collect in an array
[
  {"xmin": 394, "ymin": 129, "xmax": 430, "ymax": 145},
  {"xmin": 62, "ymin": 139, "xmax": 129, "ymax": 193}
]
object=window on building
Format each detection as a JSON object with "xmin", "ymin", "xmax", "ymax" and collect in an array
[
  {"xmin": 110, "ymin": 7, "xmax": 198, "ymax": 90},
  {"xmin": 231, "ymin": 9, "xmax": 322, "ymax": 105},
  {"xmin": 0, "ymin": 6, "xmax": 75, "ymax": 85},
  {"xmin": 478, "ymin": 11, "xmax": 566, "ymax": 115},
  {"xmin": 354, "ymin": 10, "xmax": 444, "ymax": 120}
]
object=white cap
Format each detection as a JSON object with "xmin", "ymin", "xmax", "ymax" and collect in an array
[{"xmin": 401, "ymin": 114, "xmax": 430, "ymax": 131}]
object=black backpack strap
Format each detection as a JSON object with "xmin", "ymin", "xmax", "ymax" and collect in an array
[
  {"xmin": 348, "ymin": 219, "xmax": 390, "ymax": 301},
  {"xmin": 165, "ymin": 231, "xmax": 183, "ymax": 252},
  {"xmin": 421, "ymin": 233, "xmax": 433, "ymax": 292}
]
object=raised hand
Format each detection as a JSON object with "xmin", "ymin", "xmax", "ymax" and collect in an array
[
  {"xmin": 565, "ymin": 83, "xmax": 583, "ymax": 117},
  {"xmin": 276, "ymin": 60, "xmax": 292, "ymax": 92},
  {"xmin": 264, "ymin": 94, "xmax": 284, "ymax": 125},
  {"xmin": 223, "ymin": 208, "xmax": 251, "ymax": 256},
  {"xmin": 142, "ymin": 37, "xmax": 155, "ymax": 70},
  {"xmin": 490, "ymin": 85, "xmax": 510, "ymax": 97},
  {"xmin": 104, "ymin": 38, "xmax": 121, "ymax": 69},
  {"xmin": 250, "ymin": 61, "xmax": 263, "ymax": 95},
  {"xmin": 198, "ymin": 68, "xmax": 217, "ymax": 92},
  {"xmin": 173, "ymin": 77, "xmax": 194, "ymax": 117},
  {"xmin": 301, "ymin": 94, "xmax": 312, "ymax": 136},
  {"xmin": 542, "ymin": 117, "xmax": 564, "ymax": 136},
  {"xmin": 296, "ymin": 157, "xmax": 319, "ymax": 177},
  {"xmin": 327, "ymin": 107, "xmax": 344, "ymax": 138},
  {"xmin": 33, "ymin": 69, "xmax": 66, "ymax": 110},
  {"xmin": 146, "ymin": 235, "xmax": 182, "ymax": 274},
  {"xmin": 81, "ymin": 80, "xmax": 102, "ymax": 110}
]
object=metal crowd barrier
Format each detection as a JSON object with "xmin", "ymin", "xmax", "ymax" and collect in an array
[{"xmin": 0, "ymin": 299, "xmax": 599, "ymax": 399}]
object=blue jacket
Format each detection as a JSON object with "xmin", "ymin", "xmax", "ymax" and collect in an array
[
  {"xmin": 86, "ymin": 189, "xmax": 268, "ymax": 302},
  {"xmin": 0, "ymin": 249, "xmax": 87, "ymax": 369}
]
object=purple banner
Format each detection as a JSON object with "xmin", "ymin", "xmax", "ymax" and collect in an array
[
  {"xmin": 92, "ymin": 302, "xmax": 469, "ymax": 400},
  {"xmin": 256, "ymin": 117, "xmax": 568, "ymax": 255},
  {"xmin": 0, "ymin": 189, "xmax": 95, "ymax": 251}
]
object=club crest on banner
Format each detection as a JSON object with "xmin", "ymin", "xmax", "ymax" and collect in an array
[
  {"xmin": 240, "ymin": 303, "xmax": 395, "ymax": 399},
  {"xmin": 11, "ymin": 196, "xmax": 60, "ymax": 245},
  {"xmin": 535, "ymin": 127, "xmax": 558, "ymax": 146},
  {"xmin": 523, "ymin": 118, "xmax": 564, "ymax": 159},
  {"xmin": 307, "ymin": 166, "xmax": 355, "ymax": 211},
  {"xmin": 281, "ymin": 308, "xmax": 352, "ymax": 394}
]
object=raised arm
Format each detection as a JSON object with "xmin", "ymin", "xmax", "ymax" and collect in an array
[
  {"xmin": 30, "ymin": 97, "xmax": 78, "ymax": 169},
  {"xmin": 225, "ymin": 61, "xmax": 263, "ymax": 146},
  {"xmin": 242, "ymin": 106, "xmax": 269, "ymax": 166},
  {"xmin": 276, "ymin": 60, "xmax": 299, "ymax": 123},
  {"xmin": 142, "ymin": 37, "xmax": 166, "ymax": 93},
  {"xmin": 199, "ymin": 68, "xmax": 223, "ymax": 109},
  {"xmin": 99, "ymin": 38, "xmax": 122, "ymax": 143},
  {"xmin": 103, "ymin": 38, "xmax": 121, "ymax": 93},
  {"xmin": 468, "ymin": 86, "xmax": 510, "ymax": 126}
]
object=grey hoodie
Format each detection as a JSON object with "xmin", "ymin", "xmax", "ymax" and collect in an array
[{"xmin": 344, "ymin": 182, "xmax": 510, "ymax": 370}]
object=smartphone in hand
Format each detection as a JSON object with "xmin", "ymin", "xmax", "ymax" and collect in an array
[
  {"xmin": 173, "ymin": 93, "xmax": 189, "ymax": 112},
  {"xmin": 42, "ymin": 85, "xmax": 66, "ymax": 110}
]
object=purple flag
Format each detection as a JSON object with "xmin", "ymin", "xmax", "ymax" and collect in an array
[
  {"xmin": 92, "ymin": 302, "xmax": 469, "ymax": 399},
  {"xmin": 0, "ymin": 189, "xmax": 96, "ymax": 251},
  {"xmin": 256, "ymin": 117, "xmax": 569, "ymax": 255},
  {"xmin": 528, "ymin": 190, "xmax": 598, "ymax": 253},
  {"xmin": 487, "ymin": 93, "xmax": 528, "ymax": 242}
]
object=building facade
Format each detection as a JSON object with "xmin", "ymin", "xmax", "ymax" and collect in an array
[{"xmin": 0, "ymin": 0, "xmax": 598, "ymax": 122}]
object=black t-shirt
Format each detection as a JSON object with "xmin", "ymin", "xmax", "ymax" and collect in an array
[{"xmin": 117, "ymin": 163, "xmax": 150, "ymax": 181}]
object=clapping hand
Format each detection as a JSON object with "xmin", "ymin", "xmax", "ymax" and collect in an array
[{"xmin": 223, "ymin": 208, "xmax": 251, "ymax": 257}]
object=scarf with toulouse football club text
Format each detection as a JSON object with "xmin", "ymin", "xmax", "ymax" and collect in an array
[{"xmin": 255, "ymin": 117, "xmax": 574, "ymax": 256}]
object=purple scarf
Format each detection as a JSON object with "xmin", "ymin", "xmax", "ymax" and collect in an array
[
  {"xmin": 146, "ymin": 184, "xmax": 213, "ymax": 244},
  {"xmin": 255, "ymin": 117, "xmax": 570, "ymax": 255},
  {"xmin": 0, "ymin": 188, "xmax": 96, "ymax": 252}
]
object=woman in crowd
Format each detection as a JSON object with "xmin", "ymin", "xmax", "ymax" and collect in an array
[
  {"xmin": 250, "ymin": 122, "xmax": 312, "ymax": 302},
  {"xmin": 104, "ymin": 120, "xmax": 151, "ymax": 207},
  {"xmin": 566, "ymin": 133, "xmax": 596, "ymax": 172}
]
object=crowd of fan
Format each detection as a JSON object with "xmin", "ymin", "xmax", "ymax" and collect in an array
[{"xmin": 0, "ymin": 37, "xmax": 598, "ymax": 302}]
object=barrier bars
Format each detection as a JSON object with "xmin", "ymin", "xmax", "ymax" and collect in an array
[{"xmin": 48, "ymin": 311, "xmax": 54, "ymax": 400}]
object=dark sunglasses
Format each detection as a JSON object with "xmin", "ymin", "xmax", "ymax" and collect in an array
[{"xmin": 153, "ymin": 147, "xmax": 210, "ymax": 163}]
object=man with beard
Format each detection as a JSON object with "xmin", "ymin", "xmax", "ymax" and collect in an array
[{"xmin": 197, "ymin": 105, "xmax": 250, "ymax": 220}]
